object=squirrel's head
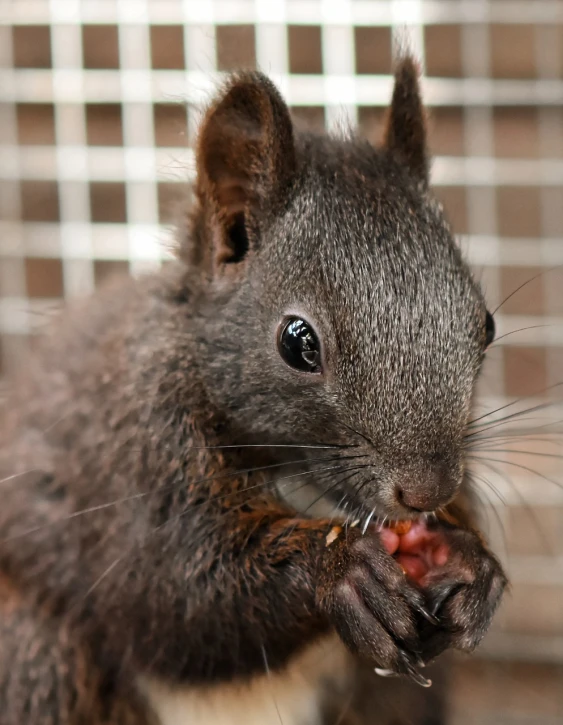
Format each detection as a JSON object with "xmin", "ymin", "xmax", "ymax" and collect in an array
[{"xmin": 185, "ymin": 58, "xmax": 495, "ymax": 520}]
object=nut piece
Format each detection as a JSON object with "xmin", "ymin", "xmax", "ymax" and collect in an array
[
  {"xmin": 325, "ymin": 525, "xmax": 342, "ymax": 546},
  {"xmin": 388, "ymin": 520, "xmax": 412, "ymax": 536}
]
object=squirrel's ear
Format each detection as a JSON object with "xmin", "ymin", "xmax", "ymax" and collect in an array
[
  {"xmin": 195, "ymin": 72, "xmax": 296, "ymax": 267},
  {"xmin": 383, "ymin": 56, "xmax": 429, "ymax": 187}
]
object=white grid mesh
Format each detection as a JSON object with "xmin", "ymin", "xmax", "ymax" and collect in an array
[{"xmin": 1, "ymin": 0, "xmax": 563, "ymax": 666}]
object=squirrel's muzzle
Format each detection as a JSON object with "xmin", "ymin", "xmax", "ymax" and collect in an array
[{"xmin": 393, "ymin": 461, "xmax": 458, "ymax": 514}]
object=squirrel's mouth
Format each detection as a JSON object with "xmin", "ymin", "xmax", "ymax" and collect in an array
[
  {"xmin": 277, "ymin": 475, "xmax": 453, "ymax": 585},
  {"xmin": 375, "ymin": 519, "xmax": 450, "ymax": 585}
]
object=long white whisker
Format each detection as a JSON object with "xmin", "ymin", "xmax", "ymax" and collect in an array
[
  {"xmin": 261, "ymin": 644, "xmax": 283, "ymax": 725},
  {"xmin": 0, "ymin": 469, "xmax": 42, "ymax": 485}
]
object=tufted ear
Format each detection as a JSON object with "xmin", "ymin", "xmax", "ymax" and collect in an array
[
  {"xmin": 195, "ymin": 72, "xmax": 296, "ymax": 268},
  {"xmin": 383, "ymin": 56, "xmax": 429, "ymax": 187}
]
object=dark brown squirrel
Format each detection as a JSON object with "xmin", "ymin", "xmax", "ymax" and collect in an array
[{"xmin": 0, "ymin": 56, "xmax": 507, "ymax": 725}]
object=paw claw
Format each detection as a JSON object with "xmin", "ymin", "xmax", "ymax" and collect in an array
[
  {"xmin": 428, "ymin": 581, "xmax": 463, "ymax": 617},
  {"xmin": 399, "ymin": 651, "xmax": 432, "ymax": 688},
  {"xmin": 411, "ymin": 672, "xmax": 433, "ymax": 688},
  {"xmin": 414, "ymin": 601, "xmax": 440, "ymax": 625},
  {"xmin": 374, "ymin": 667, "xmax": 397, "ymax": 678}
]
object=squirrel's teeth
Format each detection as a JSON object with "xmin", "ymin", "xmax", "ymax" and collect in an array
[{"xmin": 361, "ymin": 508, "xmax": 376, "ymax": 534}]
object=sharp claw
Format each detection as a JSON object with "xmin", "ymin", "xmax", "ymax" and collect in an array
[
  {"xmin": 430, "ymin": 588, "xmax": 450, "ymax": 616},
  {"xmin": 414, "ymin": 601, "xmax": 440, "ymax": 626},
  {"xmin": 429, "ymin": 582, "xmax": 463, "ymax": 617},
  {"xmin": 403, "ymin": 589, "xmax": 441, "ymax": 625},
  {"xmin": 409, "ymin": 670, "xmax": 433, "ymax": 688},
  {"xmin": 430, "ymin": 597, "xmax": 445, "ymax": 617},
  {"xmin": 415, "ymin": 655, "xmax": 427, "ymax": 669},
  {"xmin": 375, "ymin": 653, "xmax": 432, "ymax": 687},
  {"xmin": 399, "ymin": 651, "xmax": 432, "ymax": 688},
  {"xmin": 374, "ymin": 668, "xmax": 398, "ymax": 678}
]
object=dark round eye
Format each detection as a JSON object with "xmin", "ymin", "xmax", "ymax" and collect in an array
[
  {"xmin": 485, "ymin": 311, "xmax": 495, "ymax": 348},
  {"xmin": 278, "ymin": 317, "xmax": 322, "ymax": 374}
]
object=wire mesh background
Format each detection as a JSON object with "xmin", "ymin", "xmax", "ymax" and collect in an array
[{"xmin": 1, "ymin": 1, "xmax": 563, "ymax": 722}]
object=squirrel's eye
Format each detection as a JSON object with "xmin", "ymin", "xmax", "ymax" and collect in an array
[
  {"xmin": 278, "ymin": 317, "xmax": 322, "ymax": 374},
  {"xmin": 485, "ymin": 311, "xmax": 495, "ymax": 348}
]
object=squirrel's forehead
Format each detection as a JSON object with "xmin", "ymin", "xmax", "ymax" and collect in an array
[
  {"xmin": 286, "ymin": 180, "xmax": 446, "ymax": 250},
  {"xmin": 271, "ymin": 178, "xmax": 480, "ymax": 305},
  {"xmin": 269, "ymin": 221, "xmax": 477, "ymax": 306}
]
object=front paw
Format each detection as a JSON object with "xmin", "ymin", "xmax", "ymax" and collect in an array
[
  {"xmin": 400, "ymin": 522, "xmax": 508, "ymax": 660},
  {"xmin": 315, "ymin": 526, "xmax": 435, "ymax": 685}
]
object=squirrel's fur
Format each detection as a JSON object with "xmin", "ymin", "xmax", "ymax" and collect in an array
[{"xmin": 0, "ymin": 58, "xmax": 506, "ymax": 724}]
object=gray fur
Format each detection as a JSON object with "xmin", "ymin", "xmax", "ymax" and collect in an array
[{"xmin": 0, "ymin": 61, "xmax": 504, "ymax": 725}]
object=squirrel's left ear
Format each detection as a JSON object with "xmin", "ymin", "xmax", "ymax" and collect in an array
[
  {"xmin": 194, "ymin": 72, "xmax": 296, "ymax": 270},
  {"xmin": 383, "ymin": 56, "xmax": 429, "ymax": 188}
]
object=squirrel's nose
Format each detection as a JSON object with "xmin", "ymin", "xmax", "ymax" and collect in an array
[{"xmin": 394, "ymin": 464, "xmax": 456, "ymax": 513}]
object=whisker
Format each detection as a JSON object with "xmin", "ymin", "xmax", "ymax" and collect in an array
[
  {"xmin": 280, "ymin": 467, "xmax": 369, "ymax": 543},
  {"xmin": 83, "ymin": 557, "xmax": 122, "ymax": 600},
  {"xmin": 465, "ymin": 470, "xmax": 508, "ymax": 560},
  {"xmin": 467, "ymin": 426, "xmax": 563, "ymax": 443},
  {"xmin": 41, "ymin": 412, "xmax": 75, "ymax": 435},
  {"xmin": 329, "ymin": 493, "xmax": 349, "ymax": 527},
  {"xmin": 0, "ymin": 469, "xmax": 42, "ymax": 486},
  {"xmin": 14, "ymin": 460, "xmax": 370, "ymax": 613},
  {"xmin": 469, "ymin": 447, "xmax": 563, "ymax": 461},
  {"xmin": 261, "ymin": 645, "xmax": 283, "ymax": 725},
  {"xmin": 189, "ymin": 468, "xmax": 366, "ymax": 568},
  {"xmin": 489, "ymin": 324, "xmax": 552, "ymax": 346},
  {"xmin": 80, "ymin": 464, "xmax": 355, "ymax": 601},
  {"xmin": 467, "ymin": 461, "xmax": 507, "ymax": 506},
  {"xmin": 2, "ymin": 455, "xmax": 365, "ymax": 543},
  {"xmin": 291, "ymin": 469, "xmax": 364, "ymax": 519},
  {"xmin": 0, "ymin": 435, "xmax": 355, "ymax": 491},
  {"xmin": 350, "ymin": 473, "xmax": 377, "ymax": 507},
  {"xmin": 491, "ymin": 263, "xmax": 563, "ymax": 316},
  {"xmin": 333, "ymin": 691, "xmax": 355, "ymax": 725},
  {"xmin": 468, "ymin": 455, "xmax": 563, "ymax": 493},
  {"xmin": 339, "ymin": 421, "xmax": 377, "ymax": 449},
  {"xmin": 470, "ymin": 458, "xmax": 554, "ymax": 556},
  {"xmin": 189, "ymin": 443, "xmax": 354, "ymax": 450},
  {"xmin": 465, "ymin": 402, "xmax": 562, "ymax": 439},
  {"xmin": 467, "ymin": 428, "xmax": 563, "ymax": 447},
  {"xmin": 467, "ymin": 383, "xmax": 563, "ymax": 429}
]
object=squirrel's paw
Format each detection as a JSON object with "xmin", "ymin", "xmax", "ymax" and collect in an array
[
  {"xmin": 410, "ymin": 523, "xmax": 508, "ymax": 661},
  {"xmin": 315, "ymin": 527, "xmax": 434, "ymax": 686}
]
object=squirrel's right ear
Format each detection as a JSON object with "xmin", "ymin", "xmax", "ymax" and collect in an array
[
  {"xmin": 195, "ymin": 72, "xmax": 296, "ymax": 268},
  {"xmin": 383, "ymin": 55, "xmax": 429, "ymax": 188}
]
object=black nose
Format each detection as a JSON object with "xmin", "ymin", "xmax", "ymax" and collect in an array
[{"xmin": 395, "ymin": 464, "xmax": 456, "ymax": 513}]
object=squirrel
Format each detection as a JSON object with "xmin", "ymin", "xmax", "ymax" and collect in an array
[{"xmin": 0, "ymin": 56, "xmax": 507, "ymax": 725}]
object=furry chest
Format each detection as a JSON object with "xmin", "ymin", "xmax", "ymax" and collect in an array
[{"xmin": 140, "ymin": 635, "xmax": 351, "ymax": 725}]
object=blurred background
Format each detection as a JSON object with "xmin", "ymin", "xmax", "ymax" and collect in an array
[{"xmin": 1, "ymin": 1, "xmax": 562, "ymax": 723}]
